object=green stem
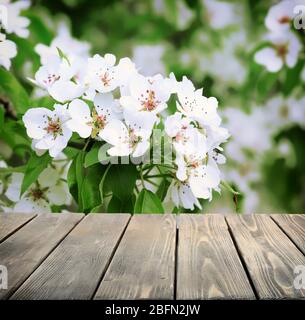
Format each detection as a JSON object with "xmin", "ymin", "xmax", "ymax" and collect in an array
[
  {"xmin": 142, "ymin": 163, "xmax": 176, "ymax": 171},
  {"xmin": 83, "ymin": 139, "xmax": 91, "ymax": 151},
  {"xmin": 145, "ymin": 174, "xmax": 173, "ymax": 179},
  {"xmin": 144, "ymin": 178, "xmax": 159, "ymax": 187},
  {"xmin": 139, "ymin": 165, "xmax": 145, "ymax": 189},
  {"xmin": 0, "ymin": 165, "xmax": 26, "ymax": 174}
]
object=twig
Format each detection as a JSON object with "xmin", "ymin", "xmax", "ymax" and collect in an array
[{"xmin": 0, "ymin": 96, "xmax": 17, "ymax": 120}]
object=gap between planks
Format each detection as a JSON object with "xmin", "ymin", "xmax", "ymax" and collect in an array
[
  {"xmin": 11, "ymin": 214, "xmax": 131, "ymax": 300},
  {"xmin": 1, "ymin": 213, "xmax": 305, "ymax": 300},
  {"xmin": 0, "ymin": 213, "xmax": 37, "ymax": 244},
  {"xmin": 0, "ymin": 213, "xmax": 85, "ymax": 300},
  {"xmin": 225, "ymin": 214, "xmax": 305, "ymax": 299}
]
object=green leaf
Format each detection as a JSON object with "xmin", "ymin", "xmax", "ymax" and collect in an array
[
  {"xmin": 67, "ymin": 155, "xmax": 78, "ymax": 202},
  {"xmin": 0, "ymin": 68, "xmax": 30, "ymax": 115},
  {"xmin": 57, "ymin": 47, "xmax": 71, "ymax": 65},
  {"xmin": 25, "ymin": 12, "xmax": 54, "ymax": 45},
  {"xmin": 81, "ymin": 164, "xmax": 106, "ymax": 213},
  {"xmin": 104, "ymin": 164, "xmax": 138, "ymax": 201},
  {"xmin": 221, "ymin": 180, "xmax": 241, "ymax": 196},
  {"xmin": 283, "ymin": 60, "xmax": 305, "ymax": 97},
  {"xmin": 255, "ymin": 71, "xmax": 278, "ymax": 102},
  {"xmin": 134, "ymin": 189, "xmax": 164, "ymax": 214},
  {"xmin": 76, "ymin": 151, "xmax": 86, "ymax": 211},
  {"xmin": 84, "ymin": 143, "xmax": 101, "ymax": 168},
  {"xmin": 67, "ymin": 150, "xmax": 85, "ymax": 208},
  {"xmin": 107, "ymin": 195, "xmax": 134, "ymax": 213},
  {"xmin": 99, "ymin": 164, "xmax": 112, "ymax": 201},
  {"xmin": 90, "ymin": 204, "xmax": 104, "ymax": 213},
  {"xmin": 156, "ymin": 178, "xmax": 171, "ymax": 201},
  {"xmin": 10, "ymin": 35, "xmax": 40, "ymax": 73},
  {"xmin": 21, "ymin": 152, "xmax": 51, "ymax": 195},
  {"xmin": 0, "ymin": 120, "xmax": 30, "ymax": 157},
  {"xmin": 0, "ymin": 105, "xmax": 4, "ymax": 132}
]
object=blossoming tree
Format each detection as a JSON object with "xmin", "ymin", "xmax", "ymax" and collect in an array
[
  {"xmin": 1, "ymin": 0, "xmax": 305, "ymax": 214},
  {"xmin": 0, "ymin": 0, "xmax": 233, "ymax": 214}
]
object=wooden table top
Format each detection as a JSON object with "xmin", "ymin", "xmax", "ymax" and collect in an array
[{"xmin": 0, "ymin": 213, "xmax": 305, "ymax": 300}]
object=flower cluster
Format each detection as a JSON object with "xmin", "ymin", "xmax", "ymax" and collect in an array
[
  {"xmin": 164, "ymin": 75, "xmax": 229, "ymax": 209},
  {"xmin": 0, "ymin": 0, "xmax": 30, "ymax": 69},
  {"xmin": 254, "ymin": 0, "xmax": 304, "ymax": 73},
  {"xmin": 23, "ymin": 44, "xmax": 229, "ymax": 210},
  {"xmin": 1, "ymin": 154, "xmax": 72, "ymax": 213}
]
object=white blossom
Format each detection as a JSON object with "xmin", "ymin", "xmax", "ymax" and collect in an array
[
  {"xmin": 265, "ymin": 0, "xmax": 296, "ymax": 33},
  {"xmin": 175, "ymin": 153, "xmax": 221, "ymax": 200},
  {"xmin": 35, "ymin": 22, "xmax": 90, "ymax": 65},
  {"xmin": 0, "ymin": 32, "xmax": 17, "ymax": 69},
  {"xmin": 67, "ymin": 93, "xmax": 121, "ymax": 139},
  {"xmin": 5, "ymin": 162, "xmax": 71, "ymax": 213},
  {"xmin": 223, "ymin": 107, "xmax": 272, "ymax": 162},
  {"xmin": 32, "ymin": 55, "xmax": 84, "ymax": 103},
  {"xmin": 254, "ymin": 31, "xmax": 301, "ymax": 73},
  {"xmin": 0, "ymin": 0, "xmax": 30, "ymax": 38},
  {"xmin": 165, "ymin": 112, "xmax": 207, "ymax": 157},
  {"xmin": 265, "ymin": 95, "xmax": 305, "ymax": 130},
  {"xmin": 203, "ymin": 0, "xmax": 240, "ymax": 30},
  {"xmin": 199, "ymin": 31, "xmax": 247, "ymax": 86},
  {"xmin": 100, "ymin": 110, "xmax": 155, "ymax": 157},
  {"xmin": 120, "ymin": 73, "xmax": 171, "ymax": 114},
  {"xmin": 23, "ymin": 104, "xmax": 72, "ymax": 157},
  {"xmin": 85, "ymin": 53, "xmax": 121, "ymax": 94},
  {"xmin": 177, "ymin": 0, "xmax": 193, "ymax": 30},
  {"xmin": 165, "ymin": 180, "xmax": 202, "ymax": 210},
  {"xmin": 132, "ymin": 44, "xmax": 165, "ymax": 76},
  {"xmin": 176, "ymin": 84, "xmax": 221, "ymax": 127}
]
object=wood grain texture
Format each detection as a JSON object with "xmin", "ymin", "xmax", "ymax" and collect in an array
[
  {"xmin": 94, "ymin": 214, "xmax": 176, "ymax": 300},
  {"xmin": 0, "ymin": 213, "xmax": 36, "ymax": 243},
  {"xmin": 11, "ymin": 214, "xmax": 130, "ymax": 300},
  {"xmin": 177, "ymin": 214, "xmax": 255, "ymax": 300},
  {"xmin": 271, "ymin": 214, "xmax": 305, "ymax": 255},
  {"xmin": 226, "ymin": 214, "xmax": 305, "ymax": 299},
  {"xmin": 0, "ymin": 213, "xmax": 83, "ymax": 300}
]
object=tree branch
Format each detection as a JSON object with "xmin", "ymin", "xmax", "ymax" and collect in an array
[{"xmin": 0, "ymin": 96, "xmax": 17, "ymax": 120}]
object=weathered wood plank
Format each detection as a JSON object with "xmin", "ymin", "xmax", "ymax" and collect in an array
[
  {"xmin": 0, "ymin": 213, "xmax": 36, "ymax": 243},
  {"xmin": 94, "ymin": 214, "xmax": 176, "ymax": 300},
  {"xmin": 0, "ymin": 213, "xmax": 83, "ymax": 299},
  {"xmin": 271, "ymin": 214, "xmax": 305, "ymax": 256},
  {"xmin": 177, "ymin": 214, "xmax": 255, "ymax": 299},
  {"xmin": 11, "ymin": 214, "xmax": 130, "ymax": 300},
  {"xmin": 226, "ymin": 215, "xmax": 305, "ymax": 299}
]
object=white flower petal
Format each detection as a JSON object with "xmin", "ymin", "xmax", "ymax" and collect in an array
[
  {"xmin": 48, "ymin": 182, "xmax": 70, "ymax": 206},
  {"xmin": 133, "ymin": 140, "xmax": 150, "ymax": 157},
  {"xmin": 38, "ymin": 167, "xmax": 59, "ymax": 188},
  {"xmin": 49, "ymin": 80, "xmax": 84, "ymax": 103},
  {"xmin": 14, "ymin": 198, "xmax": 51, "ymax": 213},
  {"xmin": 23, "ymin": 108, "xmax": 52, "ymax": 140},
  {"xmin": 5, "ymin": 172, "xmax": 23, "ymax": 202},
  {"xmin": 254, "ymin": 47, "xmax": 283, "ymax": 73}
]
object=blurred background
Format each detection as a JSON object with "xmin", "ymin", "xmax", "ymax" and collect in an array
[{"xmin": 3, "ymin": 0, "xmax": 305, "ymax": 213}]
